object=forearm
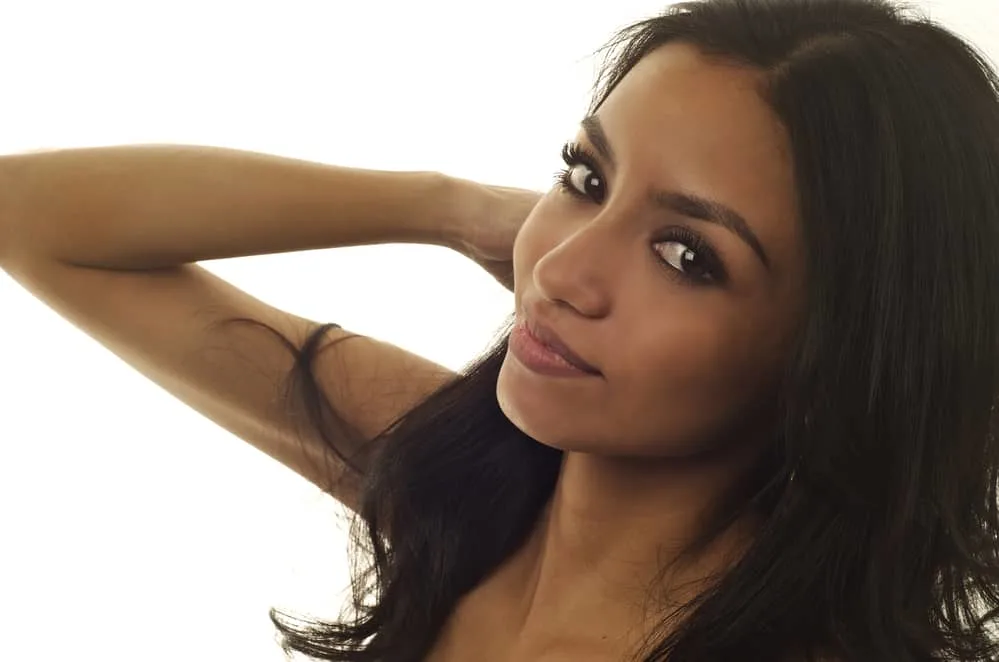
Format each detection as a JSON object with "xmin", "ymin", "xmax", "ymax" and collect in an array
[{"xmin": 0, "ymin": 144, "xmax": 467, "ymax": 269}]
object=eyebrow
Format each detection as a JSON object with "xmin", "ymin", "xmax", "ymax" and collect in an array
[{"xmin": 581, "ymin": 114, "xmax": 772, "ymax": 272}]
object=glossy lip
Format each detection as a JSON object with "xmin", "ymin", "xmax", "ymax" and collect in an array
[{"xmin": 519, "ymin": 311, "xmax": 601, "ymax": 376}]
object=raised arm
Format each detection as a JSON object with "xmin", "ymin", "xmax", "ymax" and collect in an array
[{"xmin": 0, "ymin": 145, "xmax": 473, "ymax": 510}]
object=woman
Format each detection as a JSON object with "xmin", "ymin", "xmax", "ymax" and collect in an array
[
  {"xmin": 278, "ymin": 0, "xmax": 998, "ymax": 659},
  {"xmin": 271, "ymin": 0, "xmax": 999, "ymax": 658},
  {"xmin": 2, "ymin": 0, "xmax": 998, "ymax": 660}
]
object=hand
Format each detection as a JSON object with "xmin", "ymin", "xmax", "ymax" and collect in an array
[{"xmin": 450, "ymin": 182, "xmax": 543, "ymax": 292}]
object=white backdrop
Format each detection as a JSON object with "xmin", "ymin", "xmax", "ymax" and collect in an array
[{"xmin": 0, "ymin": 1, "xmax": 995, "ymax": 660}]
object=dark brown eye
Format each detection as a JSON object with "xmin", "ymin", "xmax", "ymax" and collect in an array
[
  {"xmin": 554, "ymin": 140, "xmax": 728, "ymax": 287},
  {"xmin": 554, "ymin": 141, "xmax": 606, "ymax": 203},
  {"xmin": 652, "ymin": 226, "xmax": 728, "ymax": 286},
  {"xmin": 657, "ymin": 241, "xmax": 712, "ymax": 282},
  {"xmin": 566, "ymin": 163, "xmax": 605, "ymax": 200}
]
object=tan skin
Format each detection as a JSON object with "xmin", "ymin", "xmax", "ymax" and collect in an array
[{"xmin": 428, "ymin": 42, "xmax": 807, "ymax": 661}]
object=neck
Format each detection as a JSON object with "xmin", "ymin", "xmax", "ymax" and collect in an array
[{"xmin": 491, "ymin": 448, "xmax": 763, "ymax": 657}]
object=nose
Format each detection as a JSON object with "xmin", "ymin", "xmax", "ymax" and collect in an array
[{"xmin": 531, "ymin": 212, "xmax": 630, "ymax": 318}]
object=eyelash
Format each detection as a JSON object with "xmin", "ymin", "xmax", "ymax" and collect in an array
[{"xmin": 552, "ymin": 141, "xmax": 728, "ymax": 287}]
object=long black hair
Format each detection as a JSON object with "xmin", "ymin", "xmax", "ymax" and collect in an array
[{"xmin": 222, "ymin": 1, "xmax": 999, "ymax": 659}]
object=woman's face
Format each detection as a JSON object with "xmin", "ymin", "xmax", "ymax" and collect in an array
[{"xmin": 497, "ymin": 42, "xmax": 805, "ymax": 459}]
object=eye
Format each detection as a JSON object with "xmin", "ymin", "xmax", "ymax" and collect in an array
[
  {"xmin": 654, "ymin": 228, "xmax": 726, "ymax": 286},
  {"xmin": 567, "ymin": 165, "xmax": 602, "ymax": 199},
  {"xmin": 553, "ymin": 142, "xmax": 606, "ymax": 203},
  {"xmin": 551, "ymin": 140, "xmax": 729, "ymax": 287}
]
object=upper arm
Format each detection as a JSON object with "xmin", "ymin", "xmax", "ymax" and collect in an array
[{"xmin": 1, "ymin": 256, "xmax": 457, "ymax": 513}]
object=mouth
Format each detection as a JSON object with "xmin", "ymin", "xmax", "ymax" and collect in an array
[{"xmin": 518, "ymin": 314, "xmax": 601, "ymax": 376}]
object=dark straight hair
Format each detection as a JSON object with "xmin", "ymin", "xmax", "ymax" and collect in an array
[{"xmin": 220, "ymin": 1, "xmax": 999, "ymax": 660}]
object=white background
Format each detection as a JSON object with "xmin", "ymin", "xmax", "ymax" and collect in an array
[{"xmin": 0, "ymin": 1, "xmax": 995, "ymax": 660}]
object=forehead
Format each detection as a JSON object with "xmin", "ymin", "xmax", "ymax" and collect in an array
[{"xmin": 596, "ymin": 42, "xmax": 802, "ymax": 283}]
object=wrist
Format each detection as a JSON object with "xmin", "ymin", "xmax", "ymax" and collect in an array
[{"xmin": 434, "ymin": 172, "xmax": 485, "ymax": 252}]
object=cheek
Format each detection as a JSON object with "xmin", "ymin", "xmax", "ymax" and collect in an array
[{"xmin": 609, "ymin": 323, "xmax": 768, "ymax": 450}]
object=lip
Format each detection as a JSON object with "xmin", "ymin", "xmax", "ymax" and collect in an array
[{"xmin": 515, "ymin": 312, "xmax": 601, "ymax": 376}]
